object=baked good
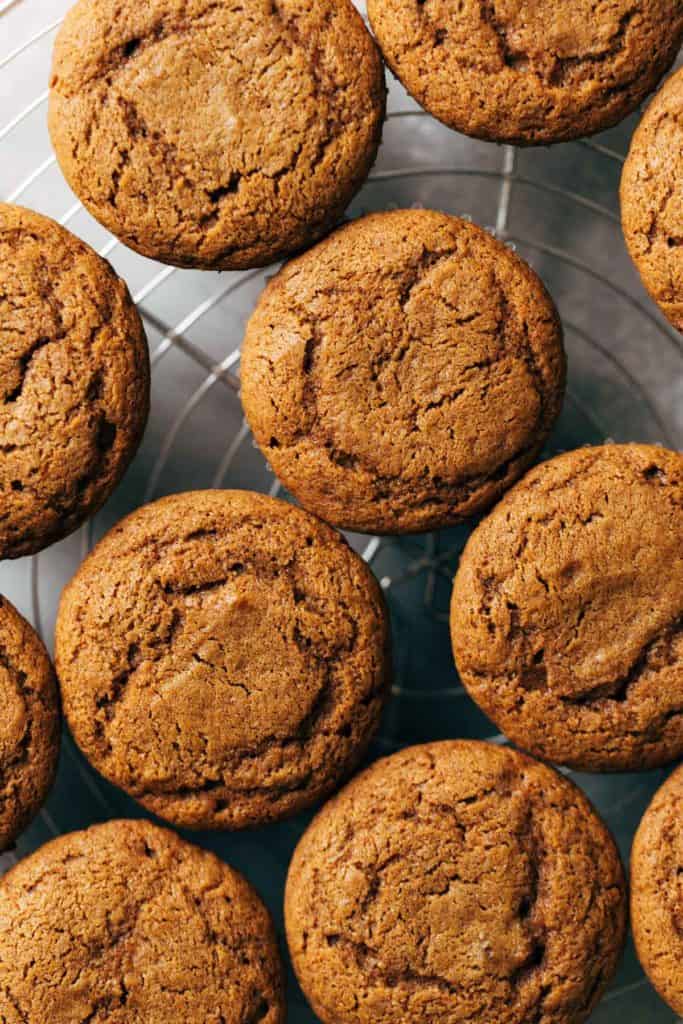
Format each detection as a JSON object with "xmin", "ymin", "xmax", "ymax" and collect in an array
[
  {"xmin": 55, "ymin": 489, "xmax": 390, "ymax": 829},
  {"xmin": 0, "ymin": 595, "xmax": 60, "ymax": 850},
  {"xmin": 0, "ymin": 818, "xmax": 285, "ymax": 1023},
  {"xmin": 451, "ymin": 443, "xmax": 683, "ymax": 772},
  {"xmin": 285, "ymin": 739, "xmax": 627, "ymax": 1024},
  {"xmin": 0, "ymin": 203, "xmax": 149, "ymax": 560},
  {"xmin": 49, "ymin": 0, "xmax": 385, "ymax": 270},
  {"xmin": 367, "ymin": 0, "xmax": 683, "ymax": 145},
  {"xmin": 621, "ymin": 68, "xmax": 683, "ymax": 331},
  {"xmin": 241, "ymin": 209, "xmax": 565, "ymax": 534},
  {"xmin": 631, "ymin": 763, "xmax": 683, "ymax": 1016}
]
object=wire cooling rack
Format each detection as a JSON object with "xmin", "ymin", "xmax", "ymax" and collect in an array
[{"xmin": 1, "ymin": 2, "xmax": 683, "ymax": 1020}]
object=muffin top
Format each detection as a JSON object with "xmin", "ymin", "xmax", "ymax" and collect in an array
[
  {"xmin": 55, "ymin": 489, "xmax": 390, "ymax": 828},
  {"xmin": 368, "ymin": 0, "xmax": 683, "ymax": 144},
  {"xmin": 0, "ymin": 595, "xmax": 60, "ymax": 850},
  {"xmin": 621, "ymin": 67, "xmax": 683, "ymax": 331},
  {"xmin": 452, "ymin": 443, "xmax": 683, "ymax": 771},
  {"xmin": 0, "ymin": 203, "xmax": 149, "ymax": 560},
  {"xmin": 286, "ymin": 740, "xmax": 627, "ymax": 1024},
  {"xmin": 0, "ymin": 818, "xmax": 285, "ymax": 1024},
  {"xmin": 241, "ymin": 209, "xmax": 565, "ymax": 534},
  {"xmin": 631, "ymin": 763, "xmax": 683, "ymax": 1016},
  {"xmin": 49, "ymin": 0, "xmax": 385, "ymax": 270}
]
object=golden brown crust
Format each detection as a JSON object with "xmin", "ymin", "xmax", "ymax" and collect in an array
[
  {"xmin": 285, "ymin": 740, "xmax": 627, "ymax": 1024},
  {"xmin": 0, "ymin": 203, "xmax": 149, "ymax": 560},
  {"xmin": 451, "ymin": 443, "xmax": 683, "ymax": 772},
  {"xmin": 241, "ymin": 209, "xmax": 565, "ymax": 534},
  {"xmin": 0, "ymin": 596, "xmax": 60, "ymax": 851},
  {"xmin": 621, "ymin": 68, "xmax": 683, "ymax": 331},
  {"xmin": 367, "ymin": 0, "xmax": 683, "ymax": 145},
  {"xmin": 0, "ymin": 818, "xmax": 285, "ymax": 1023},
  {"xmin": 631, "ymin": 764, "xmax": 683, "ymax": 1016},
  {"xmin": 49, "ymin": 0, "xmax": 385, "ymax": 270},
  {"xmin": 55, "ymin": 489, "xmax": 391, "ymax": 829}
]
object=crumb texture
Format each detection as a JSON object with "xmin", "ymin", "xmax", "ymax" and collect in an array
[
  {"xmin": 241, "ymin": 209, "xmax": 565, "ymax": 534},
  {"xmin": 631, "ymin": 763, "xmax": 683, "ymax": 1015},
  {"xmin": 285, "ymin": 740, "xmax": 627, "ymax": 1024},
  {"xmin": 451, "ymin": 444, "xmax": 683, "ymax": 771},
  {"xmin": 368, "ymin": 0, "xmax": 683, "ymax": 144},
  {"xmin": 55, "ymin": 489, "xmax": 390, "ymax": 828},
  {"xmin": 0, "ymin": 819, "xmax": 285, "ymax": 1023},
  {"xmin": 0, "ymin": 596, "xmax": 60, "ymax": 851},
  {"xmin": 48, "ymin": 0, "xmax": 385, "ymax": 270},
  {"xmin": 0, "ymin": 203, "xmax": 149, "ymax": 560},
  {"xmin": 621, "ymin": 67, "xmax": 683, "ymax": 331}
]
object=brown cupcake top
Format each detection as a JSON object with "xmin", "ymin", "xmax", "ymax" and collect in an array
[
  {"xmin": 368, "ymin": 0, "xmax": 683, "ymax": 145},
  {"xmin": 55, "ymin": 489, "xmax": 390, "ymax": 829},
  {"xmin": 621, "ymin": 68, "xmax": 683, "ymax": 331},
  {"xmin": 49, "ymin": 0, "xmax": 385, "ymax": 270},
  {"xmin": 0, "ymin": 818, "xmax": 285, "ymax": 1023},
  {"xmin": 0, "ymin": 203, "xmax": 149, "ymax": 560},
  {"xmin": 451, "ymin": 443, "xmax": 683, "ymax": 772},
  {"xmin": 0, "ymin": 595, "xmax": 60, "ymax": 851},
  {"xmin": 631, "ymin": 763, "xmax": 683, "ymax": 1016},
  {"xmin": 285, "ymin": 740, "xmax": 627, "ymax": 1024},
  {"xmin": 241, "ymin": 209, "xmax": 565, "ymax": 534}
]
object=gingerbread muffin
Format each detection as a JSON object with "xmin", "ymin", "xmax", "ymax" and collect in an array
[
  {"xmin": 621, "ymin": 68, "xmax": 683, "ymax": 331},
  {"xmin": 631, "ymin": 764, "xmax": 683, "ymax": 1016},
  {"xmin": 367, "ymin": 0, "xmax": 683, "ymax": 145},
  {"xmin": 49, "ymin": 0, "xmax": 385, "ymax": 270},
  {"xmin": 451, "ymin": 443, "xmax": 683, "ymax": 772},
  {"xmin": 0, "ymin": 596, "xmax": 60, "ymax": 851},
  {"xmin": 0, "ymin": 204, "xmax": 149, "ymax": 560},
  {"xmin": 241, "ymin": 209, "xmax": 565, "ymax": 534},
  {"xmin": 286, "ymin": 740, "xmax": 627, "ymax": 1024},
  {"xmin": 0, "ymin": 818, "xmax": 285, "ymax": 1023},
  {"xmin": 55, "ymin": 489, "xmax": 390, "ymax": 829}
]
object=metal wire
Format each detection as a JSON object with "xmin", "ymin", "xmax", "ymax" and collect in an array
[
  {"xmin": 0, "ymin": 18, "xmax": 61, "ymax": 71},
  {"xmin": 0, "ymin": 89, "xmax": 49, "ymax": 142},
  {"xmin": 6, "ymin": 155, "xmax": 57, "ymax": 203}
]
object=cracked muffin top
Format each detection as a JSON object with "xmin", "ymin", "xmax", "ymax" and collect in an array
[
  {"xmin": 48, "ymin": 0, "xmax": 385, "ymax": 270},
  {"xmin": 0, "ymin": 818, "xmax": 285, "ymax": 1023},
  {"xmin": 0, "ymin": 203, "xmax": 149, "ymax": 560},
  {"xmin": 621, "ymin": 68, "xmax": 683, "ymax": 332},
  {"xmin": 285, "ymin": 740, "xmax": 627, "ymax": 1024},
  {"xmin": 55, "ymin": 489, "xmax": 390, "ymax": 829},
  {"xmin": 631, "ymin": 763, "xmax": 683, "ymax": 1016},
  {"xmin": 451, "ymin": 443, "xmax": 683, "ymax": 772},
  {"xmin": 0, "ymin": 595, "xmax": 60, "ymax": 851},
  {"xmin": 367, "ymin": 0, "xmax": 683, "ymax": 145},
  {"xmin": 240, "ymin": 209, "xmax": 565, "ymax": 535}
]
